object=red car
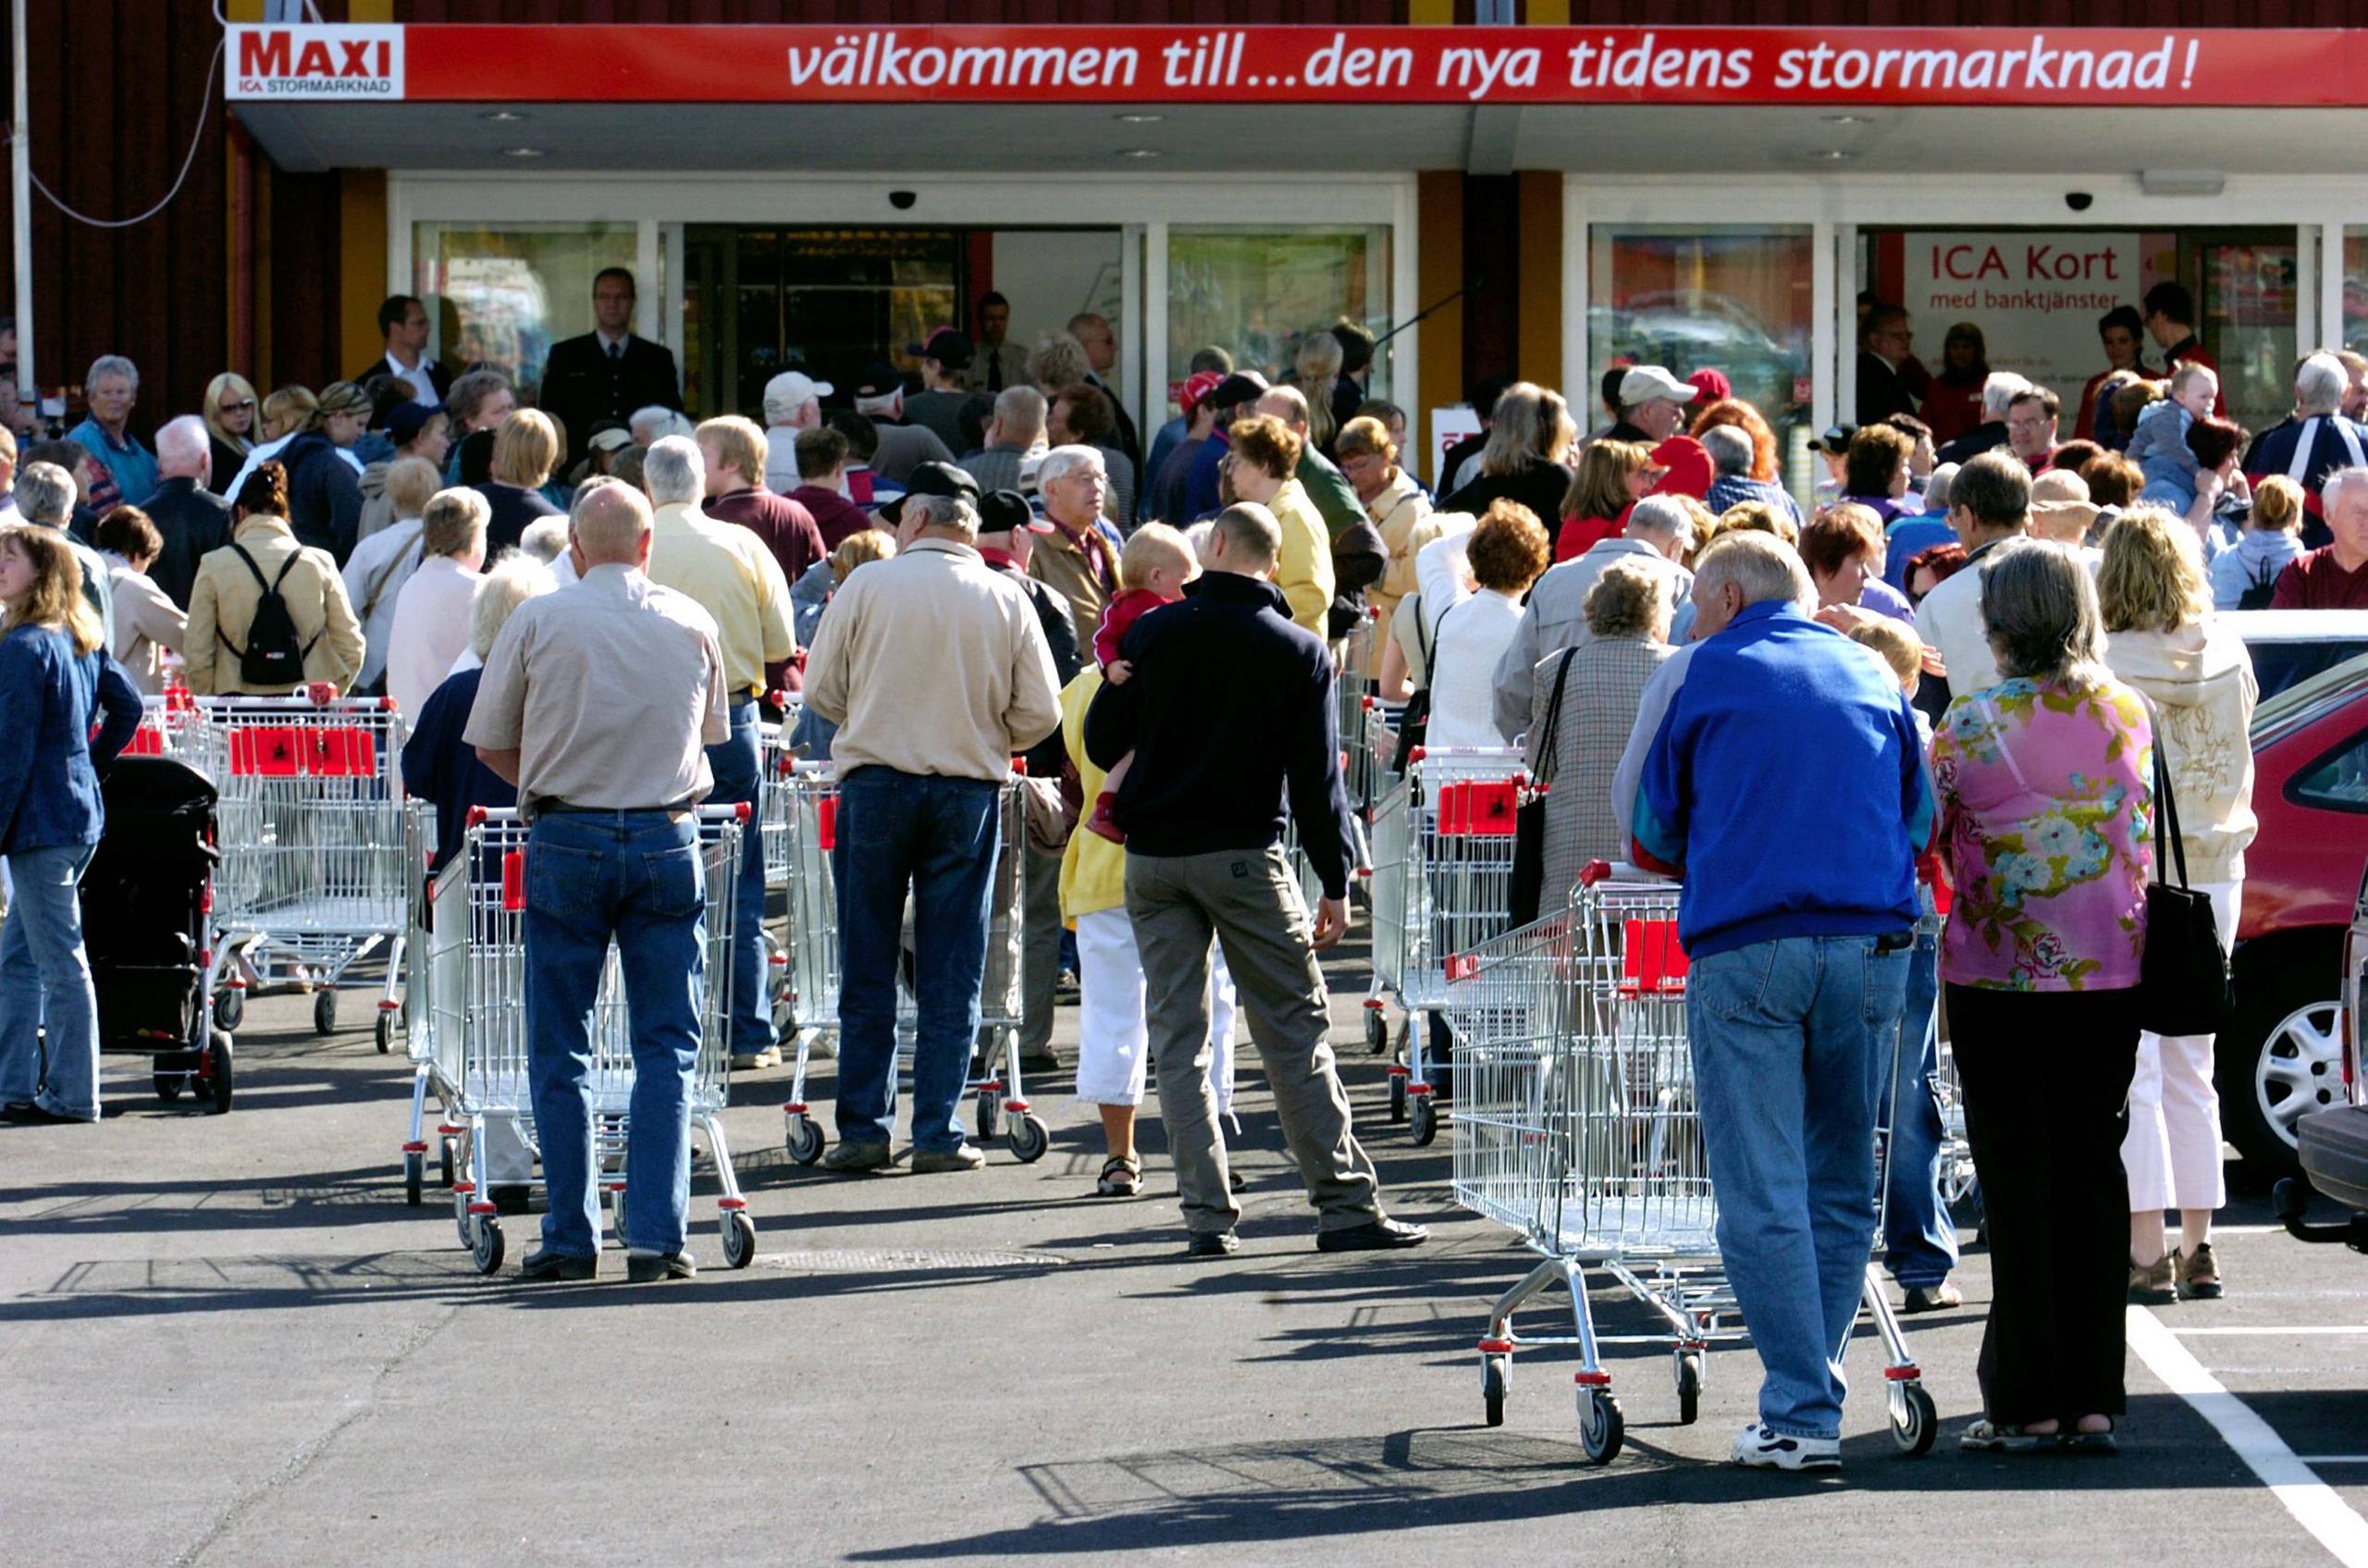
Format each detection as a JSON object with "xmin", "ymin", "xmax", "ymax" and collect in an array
[{"xmin": 2225, "ymin": 650, "xmax": 2368, "ymax": 1173}]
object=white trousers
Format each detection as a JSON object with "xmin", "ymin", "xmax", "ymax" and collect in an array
[
  {"xmin": 2122, "ymin": 878, "xmax": 2239, "ymax": 1214},
  {"xmin": 1074, "ymin": 907, "xmax": 1236, "ymax": 1113}
]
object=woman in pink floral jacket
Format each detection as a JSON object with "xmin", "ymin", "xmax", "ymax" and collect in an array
[{"xmin": 1931, "ymin": 539, "xmax": 2153, "ymax": 1455}]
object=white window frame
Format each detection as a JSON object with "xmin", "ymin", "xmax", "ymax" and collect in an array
[
  {"xmin": 389, "ymin": 171, "xmax": 1419, "ymax": 450},
  {"xmin": 1566, "ymin": 174, "xmax": 2357, "ymax": 454}
]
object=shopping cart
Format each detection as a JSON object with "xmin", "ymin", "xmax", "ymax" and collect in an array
[
  {"xmin": 194, "ymin": 694, "xmax": 413, "ymax": 1051},
  {"xmin": 396, "ymin": 799, "xmax": 461, "ymax": 1206},
  {"xmin": 1445, "ymin": 865, "xmax": 1937, "ymax": 1465},
  {"xmin": 425, "ymin": 804, "xmax": 757, "ymax": 1275},
  {"xmin": 1360, "ymin": 743, "xmax": 1526, "ymax": 1144},
  {"xmin": 125, "ymin": 683, "xmax": 206, "ymax": 760},
  {"xmin": 774, "ymin": 766, "xmax": 1049, "ymax": 1167},
  {"xmin": 1336, "ymin": 606, "xmax": 1380, "ymax": 816}
]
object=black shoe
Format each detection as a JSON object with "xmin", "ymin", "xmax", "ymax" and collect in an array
[
  {"xmin": 516, "ymin": 1247, "xmax": 598, "ymax": 1282},
  {"xmin": 1316, "ymin": 1216, "xmax": 1428, "ymax": 1253},
  {"xmin": 1228, "ymin": 1168, "xmax": 1247, "ymax": 1193},
  {"xmin": 2, "ymin": 1101, "xmax": 90, "ymax": 1126},
  {"xmin": 1901, "ymin": 1282, "xmax": 1963, "ymax": 1315},
  {"xmin": 1184, "ymin": 1229, "xmax": 1240, "ymax": 1258},
  {"xmin": 489, "ymin": 1184, "xmax": 534, "ymax": 1216},
  {"xmin": 626, "ymin": 1251, "xmax": 697, "ymax": 1283}
]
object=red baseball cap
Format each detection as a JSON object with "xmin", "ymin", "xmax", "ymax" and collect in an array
[{"xmin": 1175, "ymin": 370, "xmax": 1227, "ymax": 414}]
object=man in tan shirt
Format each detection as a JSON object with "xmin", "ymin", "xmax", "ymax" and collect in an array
[
  {"xmin": 1030, "ymin": 445, "xmax": 1119, "ymax": 650},
  {"xmin": 803, "ymin": 490, "xmax": 1061, "ymax": 1174},
  {"xmin": 465, "ymin": 482, "xmax": 732, "ymax": 1285},
  {"xmin": 643, "ymin": 435, "xmax": 796, "ymax": 1070}
]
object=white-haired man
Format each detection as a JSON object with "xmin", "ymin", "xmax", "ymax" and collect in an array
[
  {"xmin": 2271, "ymin": 465, "xmax": 2368, "ymax": 609},
  {"xmin": 1489, "ymin": 491, "xmax": 1696, "ymax": 741},
  {"xmin": 468, "ymin": 482, "xmax": 729, "ymax": 1283},
  {"xmin": 803, "ymin": 489, "xmax": 1062, "ymax": 1173},
  {"xmin": 1701, "ymin": 424, "xmax": 1806, "ymax": 532},
  {"xmin": 15, "ymin": 459, "xmax": 114, "ymax": 643},
  {"xmin": 2242, "ymin": 351, "xmax": 2368, "ymax": 530},
  {"xmin": 758, "ymin": 370, "xmax": 832, "ymax": 492},
  {"xmin": 1614, "ymin": 531, "xmax": 1932, "ymax": 1471},
  {"xmin": 1607, "ymin": 365, "xmax": 1696, "ymax": 445},
  {"xmin": 1030, "ymin": 444, "xmax": 1124, "ymax": 648},
  {"xmin": 66, "ymin": 353, "xmax": 156, "ymax": 512},
  {"xmin": 642, "ymin": 434, "xmax": 796, "ymax": 1073},
  {"xmin": 1934, "ymin": 371, "xmax": 2031, "ymax": 467},
  {"xmin": 144, "ymin": 415, "xmax": 232, "ymax": 604}
]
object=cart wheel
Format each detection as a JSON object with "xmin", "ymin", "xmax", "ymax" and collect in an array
[
  {"xmin": 205, "ymin": 1031, "xmax": 235, "ymax": 1116},
  {"xmin": 1675, "ymin": 1352, "xmax": 1703, "ymax": 1426},
  {"xmin": 314, "ymin": 991, "xmax": 338, "ymax": 1035},
  {"xmin": 1891, "ymin": 1380, "xmax": 1938, "ymax": 1457},
  {"xmin": 976, "ymin": 1094, "xmax": 1003, "ymax": 1142},
  {"xmin": 1577, "ymin": 1389, "xmax": 1624, "ymax": 1466},
  {"xmin": 453, "ymin": 1184, "xmax": 475, "ymax": 1248},
  {"xmin": 1009, "ymin": 1114, "xmax": 1050, "ymax": 1164},
  {"xmin": 439, "ymin": 1137, "xmax": 456, "ymax": 1188},
  {"xmin": 154, "ymin": 1072, "xmax": 184, "ymax": 1103},
  {"xmin": 1364, "ymin": 1009, "xmax": 1388, "ymax": 1056},
  {"xmin": 472, "ymin": 1215, "xmax": 505, "ymax": 1275},
  {"xmin": 722, "ymin": 1208, "xmax": 757, "ymax": 1270},
  {"xmin": 404, "ymin": 1152, "xmax": 424, "ymax": 1207},
  {"xmin": 784, "ymin": 1115, "xmax": 826, "ymax": 1167},
  {"xmin": 214, "ymin": 990, "xmax": 244, "ymax": 1031},
  {"xmin": 375, "ymin": 1012, "xmax": 394, "ymax": 1055},
  {"xmin": 1483, "ymin": 1353, "xmax": 1510, "ymax": 1427},
  {"xmin": 1388, "ymin": 1074, "xmax": 1408, "ymax": 1123},
  {"xmin": 1410, "ymin": 1093, "xmax": 1438, "ymax": 1146}
]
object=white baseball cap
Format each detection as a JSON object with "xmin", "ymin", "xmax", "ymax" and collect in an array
[
  {"xmin": 763, "ymin": 370, "xmax": 833, "ymax": 415},
  {"xmin": 1618, "ymin": 365, "xmax": 1698, "ymax": 406}
]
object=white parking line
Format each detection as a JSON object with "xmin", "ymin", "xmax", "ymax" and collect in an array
[
  {"xmin": 2128, "ymin": 1309, "xmax": 2368, "ymax": 1568},
  {"xmin": 2170, "ymin": 1327, "xmax": 2368, "ymax": 1337}
]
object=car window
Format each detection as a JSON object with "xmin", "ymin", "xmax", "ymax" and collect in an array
[
  {"xmin": 2291, "ymin": 727, "xmax": 2368, "ymax": 813},
  {"xmin": 2247, "ymin": 638, "xmax": 2368, "ymax": 702}
]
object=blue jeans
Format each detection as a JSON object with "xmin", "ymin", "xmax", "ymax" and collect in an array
[
  {"xmin": 1881, "ymin": 931, "xmax": 1958, "ymax": 1290},
  {"xmin": 1688, "ymin": 932, "xmax": 1910, "ymax": 1440},
  {"xmin": 523, "ymin": 810, "xmax": 706, "ymax": 1259},
  {"xmin": 704, "ymin": 701, "xmax": 773, "ymax": 1057},
  {"xmin": 832, "ymin": 768, "xmax": 1001, "ymax": 1154},
  {"xmin": 0, "ymin": 845, "xmax": 100, "ymax": 1120}
]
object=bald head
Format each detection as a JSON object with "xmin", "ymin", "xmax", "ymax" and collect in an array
[
  {"xmin": 572, "ymin": 480, "xmax": 654, "ymax": 566},
  {"xmin": 156, "ymin": 414, "xmax": 212, "ymax": 481},
  {"xmin": 1254, "ymin": 385, "xmax": 1311, "ymax": 435}
]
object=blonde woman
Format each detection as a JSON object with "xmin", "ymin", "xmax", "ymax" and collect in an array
[
  {"xmin": 2100, "ymin": 505, "xmax": 2258, "ymax": 1303},
  {"xmin": 384, "ymin": 488, "xmax": 490, "ymax": 718},
  {"xmin": 1289, "ymin": 328, "xmax": 1345, "ymax": 454},
  {"xmin": 474, "ymin": 409, "xmax": 562, "ymax": 556},
  {"xmin": 0, "ymin": 522, "xmax": 144, "ymax": 1123},
  {"xmin": 1441, "ymin": 381, "xmax": 1577, "ymax": 529},
  {"xmin": 1338, "ymin": 414, "xmax": 1437, "ymax": 678},
  {"xmin": 341, "ymin": 456, "xmax": 446, "ymax": 696},
  {"xmin": 202, "ymin": 372, "xmax": 260, "ymax": 494},
  {"xmin": 1556, "ymin": 438, "xmax": 1658, "ymax": 561}
]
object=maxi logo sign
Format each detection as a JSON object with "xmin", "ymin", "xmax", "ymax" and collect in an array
[{"xmin": 228, "ymin": 25, "xmax": 403, "ymax": 101}]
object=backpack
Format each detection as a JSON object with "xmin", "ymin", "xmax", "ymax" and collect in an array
[
  {"xmin": 2238, "ymin": 553, "xmax": 2282, "ymax": 611},
  {"xmin": 220, "ymin": 541, "xmax": 320, "ymax": 688}
]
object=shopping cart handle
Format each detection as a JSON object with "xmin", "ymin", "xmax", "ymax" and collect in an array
[{"xmin": 1578, "ymin": 860, "xmax": 1613, "ymax": 886}]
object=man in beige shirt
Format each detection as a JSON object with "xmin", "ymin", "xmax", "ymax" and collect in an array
[
  {"xmin": 803, "ymin": 490, "xmax": 1061, "ymax": 1175},
  {"xmin": 642, "ymin": 435, "xmax": 796, "ymax": 1070},
  {"xmin": 1029, "ymin": 445, "xmax": 1119, "ymax": 651},
  {"xmin": 465, "ymin": 482, "xmax": 731, "ymax": 1285}
]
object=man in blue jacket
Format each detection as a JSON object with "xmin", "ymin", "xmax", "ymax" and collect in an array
[
  {"xmin": 1613, "ymin": 530, "xmax": 1933, "ymax": 1474},
  {"xmin": 1086, "ymin": 501, "xmax": 1423, "ymax": 1260}
]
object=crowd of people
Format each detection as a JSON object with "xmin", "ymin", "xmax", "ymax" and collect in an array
[{"xmin": 4, "ymin": 265, "xmax": 2362, "ymax": 1467}]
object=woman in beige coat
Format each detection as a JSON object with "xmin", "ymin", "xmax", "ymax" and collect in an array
[
  {"xmin": 183, "ymin": 463, "xmax": 364, "ymax": 697},
  {"xmin": 1337, "ymin": 414, "xmax": 1438, "ymax": 678},
  {"xmin": 2099, "ymin": 506, "xmax": 2258, "ymax": 1303}
]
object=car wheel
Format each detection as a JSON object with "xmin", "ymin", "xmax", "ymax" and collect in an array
[{"xmin": 2220, "ymin": 945, "xmax": 2346, "ymax": 1176}]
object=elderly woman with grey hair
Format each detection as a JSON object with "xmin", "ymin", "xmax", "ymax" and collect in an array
[{"xmin": 1932, "ymin": 538, "xmax": 2154, "ymax": 1454}]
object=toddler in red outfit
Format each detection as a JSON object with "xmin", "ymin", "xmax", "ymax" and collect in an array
[{"xmin": 1087, "ymin": 523, "xmax": 1198, "ymax": 844}]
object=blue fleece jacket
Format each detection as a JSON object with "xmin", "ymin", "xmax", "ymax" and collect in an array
[{"xmin": 1629, "ymin": 600, "xmax": 1932, "ymax": 959}]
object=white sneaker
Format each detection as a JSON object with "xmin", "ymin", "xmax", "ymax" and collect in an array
[{"xmin": 1731, "ymin": 1422, "xmax": 1841, "ymax": 1472}]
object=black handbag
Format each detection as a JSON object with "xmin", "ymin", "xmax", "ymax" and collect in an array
[
  {"xmin": 2137, "ymin": 728, "xmax": 2235, "ymax": 1035},
  {"xmin": 1509, "ymin": 646, "xmax": 1580, "ymax": 926},
  {"xmin": 1389, "ymin": 594, "xmax": 1441, "ymax": 774}
]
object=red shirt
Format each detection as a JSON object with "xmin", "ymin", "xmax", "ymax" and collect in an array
[
  {"xmin": 1556, "ymin": 513, "xmax": 1622, "ymax": 562},
  {"xmin": 2269, "ymin": 546, "xmax": 2368, "ymax": 610},
  {"xmin": 788, "ymin": 483, "xmax": 870, "ymax": 549},
  {"xmin": 1094, "ymin": 586, "xmax": 1173, "ymax": 668}
]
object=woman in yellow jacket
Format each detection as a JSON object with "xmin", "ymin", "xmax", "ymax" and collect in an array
[
  {"xmin": 183, "ymin": 462, "xmax": 365, "ymax": 697},
  {"xmin": 1060, "ymin": 666, "xmax": 1241, "ymax": 1199},
  {"xmin": 1220, "ymin": 414, "xmax": 1333, "ymax": 639}
]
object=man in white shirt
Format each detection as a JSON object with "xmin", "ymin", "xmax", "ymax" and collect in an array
[
  {"xmin": 350, "ymin": 294, "xmax": 449, "ymax": 407},
  {"xmin": 1914, "ymin": 451, "xmax": 2032, "ymax": 700}
]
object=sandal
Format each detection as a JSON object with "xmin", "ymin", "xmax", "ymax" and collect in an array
[
  {"xmin": 1959, "ymin": 1418, "xmax": 2051, "ymax": 1454},
  {"xmin": 1095, "ymin": 1155, "xmax": 1141, "ymax": 1197},
  {"xmin": 2175, "ymin": 1242, "xmax": 2223, "ymax": 1301},
  {"xmin": 2059, "ymin": 1420, "xmax": 2118, "ymax": 1455}
]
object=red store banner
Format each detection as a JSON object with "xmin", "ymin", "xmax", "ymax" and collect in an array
[{"xmin": 226, "ymin": 23, "xmax": 2363, "ymax": 109}]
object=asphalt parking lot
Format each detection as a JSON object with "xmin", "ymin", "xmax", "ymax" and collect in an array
[{"xmin": 4, "ymin": 932, "xmax": 2366, "ymax": 1568}]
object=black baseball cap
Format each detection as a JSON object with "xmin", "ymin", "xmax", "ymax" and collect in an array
[
  {"xmin": 976, "ymin": 488, "xmax": 1052, "ymax": 536},
  {"xmin": 881, "ymin": 459, "xmax": 980, "ymax": 524},
  {"xmin": 908, "ymin": 328, "xmax": 973, "ymax": 370},
  {"xmin": 851, "ymin": 360, "xmax": 904, "ymax": 400},
  {"xmin": 1210, "ymin": 370, "xmax": 1271, "ymax": 412}
]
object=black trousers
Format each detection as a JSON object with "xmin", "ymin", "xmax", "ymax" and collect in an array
[{"xmin": 1947, "ymin": 983, "xmax": 2142, "ymax": 1427}]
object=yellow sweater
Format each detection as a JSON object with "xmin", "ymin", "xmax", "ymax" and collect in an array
[
  {"xmin": 1058, "ymin": 669, "xmax": 1127, "ymax": 924},
  {"xmin": 1270, "ymin": 479, "xmax": 1336, "ymax": 640}
]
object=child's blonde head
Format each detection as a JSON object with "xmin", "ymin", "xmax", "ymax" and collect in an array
[
  {"xmin": 1847, "ymin": 617, "xmax": 1924, "ymax": 694},
  {"xmin": 1120, "ymin": 522, "xmax": 1196, "ymax": 595}
]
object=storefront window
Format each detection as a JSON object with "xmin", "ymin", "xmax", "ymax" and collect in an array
[
  {"xmin": 413, "ymin": 222, "xmax": 641, "ymax": 406},
  {"xmin": 1167, "ymin": 226, "xmax": 1392, "ymax": 414},
  {"xmin": 1590, "ymin": 226, "xmax": 1813, "ymax": 495}
]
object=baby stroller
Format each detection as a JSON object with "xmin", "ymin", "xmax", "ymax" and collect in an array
[{"xmin": 81, "ymin": 756, "xmax": 234, "ymax": 1114}]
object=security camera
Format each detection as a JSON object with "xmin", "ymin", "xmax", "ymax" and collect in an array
[
  {"xmin": 2065, "ymin": 191, "xmax": 2094, "ymax": 213},
  {"xmin": 888, "ymin": 190, "xmax": 918, "ymax": 211}
]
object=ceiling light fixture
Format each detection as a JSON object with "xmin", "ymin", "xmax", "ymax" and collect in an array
[
  {"xmin": 502, "ymin": 146, "xmax": 545, "ymax": 158},
  {"xmin": 1115, "ymin": 113, "xmax": 1164, "ymax": 124},
  {"xmin": 479, "ymin": 109, "xmax": 529, "ymax": 123},
  {"xmin": 1822, "ymin": 113, "xmax": 1868, "ymax": 125},
  {"xmin": 1813, "ymin": 149, "xmax": 1858, "ymax": 161},
  {"xmin": 1118, "ymin": 148, "xmax": 1162, "ymax": 159}
]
